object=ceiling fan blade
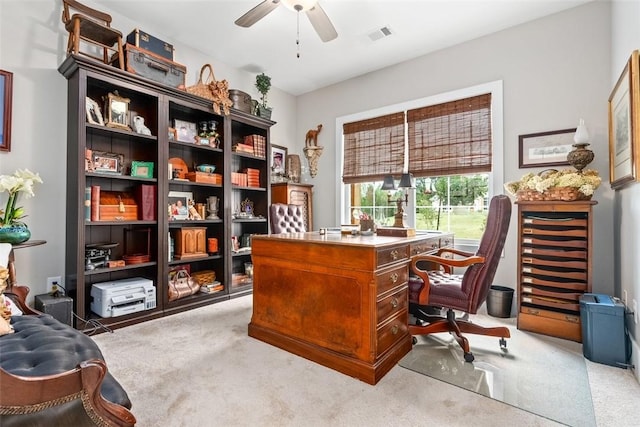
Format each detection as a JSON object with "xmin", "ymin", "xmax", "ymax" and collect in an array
[
  {"xmin": 235, "ymin": 0, "xmax": 281, "ymax": 28},
  {"xmin": 306, "ymin": 3, "xmax": 337, "ymax": 42}
]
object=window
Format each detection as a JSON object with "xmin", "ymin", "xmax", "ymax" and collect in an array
[{"xmin": 337, "ymin": 81, "xmax": 503, "ymax": 243}]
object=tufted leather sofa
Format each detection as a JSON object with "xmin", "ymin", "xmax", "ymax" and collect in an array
[
  {"xmin": 269, "ymin": 203, "xmax": 306, "ymax": 233},
  {"xmin": 0, "ymin": 285, "xmax": 135, "ymax": 426}
]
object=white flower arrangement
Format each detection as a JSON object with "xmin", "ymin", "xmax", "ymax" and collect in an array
[
  {"xmin": 0, "ymin": 169, "xmax": 43, "ymax": 227},
  {"xmin": 504, "ymin": 169, "xmax": 601, "ymax": 198}
]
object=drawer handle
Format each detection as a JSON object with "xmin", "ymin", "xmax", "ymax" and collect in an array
[
  {"xmin": 523, "ymin": 228, "xmax": 534, "ymax": 234},
  {"xmin": 147, "ymin": 61, "xmax": 169, "ymax": 74},
  {"xmin": 389, "ymin": 273, "xmax": 399, "ymax": 283},
  {"xmin": 522, "ymin": 258, "xmax": 533, "ymax": 264},
  {"xmin": 390, "ymin": 298, "xmax": 398, "ymax": 308},
  {"xmin": 527, "ymin": 309, "xmax": 540, "ymax": 315},
  {"xmin": 390, "ymin": 250, "xmax": 399, "ymax": 260},
  {"xmin": 391, "ymin": 325, "xmax": 399, "ymax": 335},
  {"xmin": 565, "ymin": 316, "xmax": 579, "ymax": 323}
]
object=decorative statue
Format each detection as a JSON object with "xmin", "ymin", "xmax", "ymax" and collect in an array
[
  {"xmin": 305, "ymin": 124, "xmax": 323, "ymax": 147},
  {"xmin": 133, "ymin": 115, "xmax": 152, "ymax": 135}
]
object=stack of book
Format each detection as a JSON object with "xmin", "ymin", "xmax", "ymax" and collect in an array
[
  {"xmin": 199, "ymin": 281, "xmax": 223, "ymax": 294},
  {"xmin": 232, "ymin": 143, "xmax": 254, "ymax": 154},
  {"xmin": 244, "ymin": 135, "xmax": 266, "ymax": 158},
  {"xmin": 244, "ymin": 168, "xmax": 260, "ymax": 187},
  {"xmin": 231, "ymin": 172, "xmax": 248, "ymax": 186}
]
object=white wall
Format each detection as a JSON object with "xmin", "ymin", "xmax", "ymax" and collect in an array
[
  {"xmin": 295, "ymin": 1, "xmax": 613, "ymax": 296},
  {"xmin": 611, "ymin": 0, "xmax": 640, "ymax": 383},
  {"xmin": 0, "ymin": 0, "xmax": 296, "ymax": 297}
]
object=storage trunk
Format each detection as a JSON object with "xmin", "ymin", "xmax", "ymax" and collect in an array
[
  {"xmin": 119, "ymin": 44, "xmax": 186, "ymax": 89},
  {"xmin": 126, "ymin": 28, "xmax": 174, "ymax": 60},
  {"xmin": 186, "ymin": 171, "xmax": 223, "ymax": 184},
  {"xmin": 99, "ymin": 191, "xmax": 138, "ymax": 221}
]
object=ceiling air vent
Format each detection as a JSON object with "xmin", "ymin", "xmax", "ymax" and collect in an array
[{"xmin": 368, "ymin": 26, "xmax": 393, "ymax": 42}]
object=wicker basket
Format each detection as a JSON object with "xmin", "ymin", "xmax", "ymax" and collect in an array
[
  {"xmin": 191, "ymin": 270, "xmax": 216, "ymax": 286},
  {"xmin": 516, "ymin": 187, "xmax": 591, "ymax": 202},
  {"xmin": 186, "ymin": 64, "xmax": 233, "ymax": 115}
]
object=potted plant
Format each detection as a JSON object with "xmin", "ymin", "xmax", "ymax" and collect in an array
[{"xmin": 255, "ymin": 73, "xmax": 272, "ymax": 120}]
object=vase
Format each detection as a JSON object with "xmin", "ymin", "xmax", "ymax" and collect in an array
[
  {"xmin": 567, "ymin": 142, "xmax": 594, "ymax": 173},
  {"xmin": 286, "ymin": 154, "xmax": 301, "ymax": 183},
  {"xmin": 0, "ymin": 225, "xmax": 31, "ymax": 244}
]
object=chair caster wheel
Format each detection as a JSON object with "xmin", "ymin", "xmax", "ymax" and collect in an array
[
  {"xmin": 499, "ymin": 338, "xmax": 507, "ymax": 349},
  {"xmin": 464, "ymin": 352, "xmax": 474, "ymax": 363},
  {"xmin": 412, "ymin": 336, "xmax": 418, "ymax": 345}
]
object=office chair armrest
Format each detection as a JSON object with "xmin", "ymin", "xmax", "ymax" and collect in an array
[{"xmin": 436, "ymin": 247, "xmax": 475, "ymax": 258}]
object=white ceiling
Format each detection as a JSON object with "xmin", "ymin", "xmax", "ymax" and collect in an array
[{"xmin": 96, "ymin": 0, "xmax": 592, "ymax": 96}]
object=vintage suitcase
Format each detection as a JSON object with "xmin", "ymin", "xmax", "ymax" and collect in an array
[
  {"xmin": 99, "ymin": 191, "xmax": 138, "ymax": 221},
  {"xmin": 120, "ymin": 44, "xmax": 186, "ymax": 89},
  {"xmin": 126, "ymin": 28, "xmax": 174, "ymax": 60}
]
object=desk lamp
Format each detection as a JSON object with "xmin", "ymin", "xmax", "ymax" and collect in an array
[{"xmin": 383, "ymin": 173, "xmax": 414, "ymax": 228}]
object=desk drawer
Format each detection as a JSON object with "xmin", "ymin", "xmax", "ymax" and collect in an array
[
  {"xmin": 377, "ymin": 244, "xmax": 409, "ymax": 268},
  {"xmin": 376, "ymin": 265, "xmax": 408, "ymax": 295},
  {"xmin": 410, "ymin": 238, "xmax": 439, "ymax": 256},
  {"xmin": 377, "ymin": 287, "xmax": 407, "ymax": 324},
  {"xmin": 376, "ymin": 312, "xmax": 408, "ymax": 357}
]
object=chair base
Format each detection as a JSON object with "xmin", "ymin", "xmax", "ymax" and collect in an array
[{"xmin": 409, "ymin": 307, "xmax": 511, "ymax": 362}]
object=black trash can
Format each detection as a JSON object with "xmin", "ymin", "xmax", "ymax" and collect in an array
[{"xmin": 486, "ymin": 285, "xmax": 514, "ymax": 318}]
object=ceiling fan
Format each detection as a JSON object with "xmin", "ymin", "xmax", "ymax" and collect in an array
[{"xmin": 235, "ymin": 0, "xmax": 338, "ymax": 43}]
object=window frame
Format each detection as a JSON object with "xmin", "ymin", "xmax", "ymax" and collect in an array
[{"xmin": 335, "ymin": 80, "xmax": 504, "ymax": 244}]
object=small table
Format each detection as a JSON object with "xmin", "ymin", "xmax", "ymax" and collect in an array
[{"xmin": 6, "ymin": 240, "xmax": 46, "ymax": 288}]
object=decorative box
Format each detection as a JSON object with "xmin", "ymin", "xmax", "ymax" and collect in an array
[
  {"xmin": 99, "ymin": 191, "xmax": 138, "ymax": 221},
  {"xmin": 126, "ymin": 28, "xmax": 174, "ymax": 60},
  {"xmin": 191, "ymin": 270, "xmax": 216, "ymax": 287},
  {"xmin": 174, "ymin": 228, "xmax": 207, "ymax": 260},
  {"xmin": 118, "ymin": 44, "xmax": 186, "ymax": 89},
  {"xmin": 186, "ymin": 171, "xmax": 223, "ymax": 185}
]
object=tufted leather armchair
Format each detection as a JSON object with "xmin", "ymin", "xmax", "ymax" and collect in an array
[
  {"xmin": 269, "ymin": 203, "xmax": 306, "ymax": 233},
  {"xmin": 408, "ymin": 195, "xmax": 512, "ymax": 362}
]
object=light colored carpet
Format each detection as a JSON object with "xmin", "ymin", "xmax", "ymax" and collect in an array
[
  {"xmin": 92, "ymin": 295, "xmax": 640, "ymax": 427},
  {"xmin": 399, "ymin": 313, "xmax": 594, "ymax": 426}
]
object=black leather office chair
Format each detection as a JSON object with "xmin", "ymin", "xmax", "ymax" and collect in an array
[{"xmin": 269, "ymin": 204, "xmax": 306, "ymax": 233}]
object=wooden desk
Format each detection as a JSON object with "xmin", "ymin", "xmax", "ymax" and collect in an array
[{"xmin": 249, "ymin": 231, "xmax": 453, "ymax": 384}]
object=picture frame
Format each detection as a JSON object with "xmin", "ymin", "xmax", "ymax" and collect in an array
[
  {"xmin": 85, "ymin": 97, "xmax": 104, "ymax": 126},
  {"xmin": 518, "ymin": 128, "xmax": 576, "ymax": 168},
  {"xmin": 174, "ymin": 119, "xmax": 197, "ymax": 143},
  {"xmin": 104, "ymin": 91, "xmax": 131, "ymax": 130},
  {"xmin": 168, "ymin": 190, "xmax": 193, "ymax": 220},
  {"xmin": 271, "ymin": 144, "xmax": 287, "ymax": 174},
  {"xmin": 131, "ymin": 161, "xmax": 154, "ymax": 178},
  {"xmin": 92, "ymin": 151, "xmax": 124, "ymax": 175},
  {"xmin": 608, "ymin": 50, "xmax": 639, "ymax": 189},
  {"xmin": 1, "ymin": 70, "xmax": 13, "ymax": 152}
]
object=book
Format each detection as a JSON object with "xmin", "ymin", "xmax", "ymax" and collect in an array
[
  {"xmin": 135, "ymin": 184, "xmax": 156, "ymax": 221},
  {"xmin": 90, "ymin": 185, "xmax": 100, "ymax": 221},
  {"xmin": 85, "ymin": 187, "xmax": 91, "ymax": 221}
]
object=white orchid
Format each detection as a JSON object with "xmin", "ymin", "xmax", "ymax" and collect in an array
[{"xmin": 0, "ymin": 169, "xmax": 43, "ymax": 226}]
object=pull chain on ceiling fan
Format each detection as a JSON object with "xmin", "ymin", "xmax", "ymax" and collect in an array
[{"xmin": 235, "ymin": 0, "xmax": 338, "ymax": 51}]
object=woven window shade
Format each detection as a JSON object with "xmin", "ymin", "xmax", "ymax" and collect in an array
[
  {"xmin": 407, "ymin": 94, "xmax": 492, "ymax": 177},
  {"xmin": 342, "ymin": 112, "xmax": 405, "ymax": 184}
]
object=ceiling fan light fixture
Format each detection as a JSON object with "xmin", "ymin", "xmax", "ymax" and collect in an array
[{"xmin": 282, "ymin": 0, "xmax": 318, "ymax": 12}]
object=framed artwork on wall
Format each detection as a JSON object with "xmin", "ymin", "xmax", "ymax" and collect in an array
[
  {"xmin": 1, "ymin": 69, "xmax": 13, "ymax": 152},
  {"xmin": 518, "ymin": 128, "xmax": 575, "ymax": 168},
  {"xmin": 608, "ymin": 50, "xmax": 639, "ymax": 189},
  {"xmin": 271, "ymin": 144, "xmax": 287, "ymax": 175}
]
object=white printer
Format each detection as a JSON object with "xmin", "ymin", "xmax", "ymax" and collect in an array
[{"xmin": 91, "ymin": 277, "xmax": 156, "ymax": 318}]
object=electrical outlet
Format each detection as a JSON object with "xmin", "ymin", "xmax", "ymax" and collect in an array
[
  {"xmin": 47, "ymin": 276, "xmax": 62, "ymax": 294},
  {"xmin": 633, "ymin": 299, "xmax": 638, "ymax": 325},
  {"xmin": 622, "ymin": 290, "xmax": 628, "ymax": 306}
]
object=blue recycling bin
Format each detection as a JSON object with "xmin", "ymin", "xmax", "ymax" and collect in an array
[{"xmin": 579, "ymin": 293, "xmax": 629, "ymax": 368}]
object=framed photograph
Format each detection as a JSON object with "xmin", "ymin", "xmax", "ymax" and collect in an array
[
  {"xmin": 92, "ymin": 151, "xmax": 124, "ymax": 175},
  {"xmin": 608, "ymin": 50, "xmax": 639, "ymax": 189},
  {"xmin": 174, "ymin": 119, "xmax": 197, "ymax": 143},
  {"xmin": 85, "ymin": 97, "xmax": 104, "ymax": 126},
  {"xmin": 131, "ymin": 161, "xmax": 154, "ymax": 178},
  {"xmin": 271, "ymin": 144, "xmax": 287, "ymax": 174},
  {"xmin": 1, "ymin": 69, "xmax": 13, "ymax": 152},
  {"xmin": 104, "ymin": 91, "xmax": 131, "ymax": 130},
  {"xmin": 168, "ymin": 191, "xmax": 193, "ymax": 220},
  {"xmin": 518, "ymin": 128, "xmax": 576, "ymax": 168}
]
